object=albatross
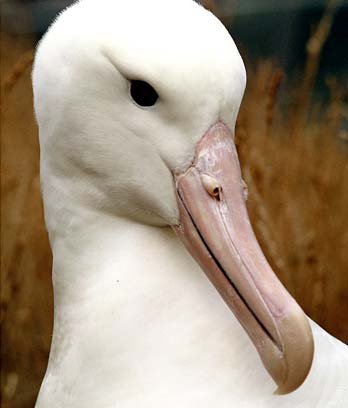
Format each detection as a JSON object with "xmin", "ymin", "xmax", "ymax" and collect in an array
[{"xmin": 32, "ymin": 0, "xmax": 348, "ymax": 406}]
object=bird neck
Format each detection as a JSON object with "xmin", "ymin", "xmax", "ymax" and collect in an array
[
  {"xmin": 39, "ymin": 209, "xmax": 347, "ymax": 407},
  {"xmin": 39, "ymin": 210, "xmax": 272, "ymax": 406}
]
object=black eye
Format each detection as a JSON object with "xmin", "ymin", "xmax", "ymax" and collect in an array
[{"xmin": 130, "ymin": 80, "xmax": 158, "ymax": 107}]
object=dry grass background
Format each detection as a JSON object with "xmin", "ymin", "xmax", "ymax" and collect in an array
[
  {"xmin": 1, "ymin": 35, "xmax": 53, "ymax": 408},
  {"xmin": 237, "ymin": 62, "xmax": 348, "ymax": 339},
  {"xmin": 1, "ymin": 4, "xmax": 348, "ymax": 407}
]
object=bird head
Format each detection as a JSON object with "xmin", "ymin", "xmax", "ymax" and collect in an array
[{"xmin": 32, "ymin": 0, "xmax": 313, "ymax": 394}]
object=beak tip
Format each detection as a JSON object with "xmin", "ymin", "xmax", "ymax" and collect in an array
[
  {"xmin": 273, "ymin": 386, "xmax": 286, "ymax": 396},
  {"xmin": 273, "ymin": 385, "xmax": 293, "ymax": 396},
  {"xmin": 270, "ymin": 311, "xmax": 314, "ymax": 395}
]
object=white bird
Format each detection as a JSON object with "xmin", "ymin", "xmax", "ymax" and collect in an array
[{"xmin": 32, "ymin": 0, "xmax": 348, "ymax": 407}]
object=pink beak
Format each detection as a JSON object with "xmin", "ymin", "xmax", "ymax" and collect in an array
[{"xmin": 173, "ymin": 122, "xmax": 314, "ymax": 394}]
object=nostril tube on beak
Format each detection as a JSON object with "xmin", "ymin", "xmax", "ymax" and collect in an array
[{"xmin": 201, "ymin": 173, "xmax": 222, "ymax": 200}]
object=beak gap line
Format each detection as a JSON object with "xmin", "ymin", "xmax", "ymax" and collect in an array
[{"xmin": 177, "ymin": 189, "xmax": 281, "ymax": 351}]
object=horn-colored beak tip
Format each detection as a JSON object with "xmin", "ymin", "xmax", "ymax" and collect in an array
[{"xmin": 271, "ymin": 308, "xmax": 314, "ymax": 395}]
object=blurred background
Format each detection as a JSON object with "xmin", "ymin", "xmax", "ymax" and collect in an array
[{"xmin": 1, "ymin": 0, "xmax": 348, "ymax": 407}]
